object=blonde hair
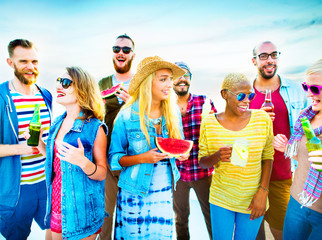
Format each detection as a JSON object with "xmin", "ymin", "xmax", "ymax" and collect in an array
[
  {"xmin": 67, "ymin": 66, "xmax": 104, "ymax": 121},
  {"xmin": 123, "ymin": 72, "xmax": 182, "ymax": 147},
  {"xmin": 221, "ymin": 73, "xmax": 250, "ymax": 90},
  {"xmin": 306, "ymin": 59, "xmax": 322, "ymax": 76}
]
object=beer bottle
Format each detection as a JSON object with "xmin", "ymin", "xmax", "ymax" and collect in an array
[
  {"xmin": 261, "ymin": 89, "xmax": 274, "ymax": 112},
  {"xmin": 27, "ymin": 104, "xmax": 41, "ymax": 146},
  {"xmin": 301, "ymin": 116, "xmax": 322, "ymax": 172}
]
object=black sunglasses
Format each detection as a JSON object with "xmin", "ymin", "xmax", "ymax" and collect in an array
[
  {"xmin": 302, "ymin": 82, "xmax": 322, "ymax": 95},
  {"xmin": 57, "ymin": 78, "xmax": 73, "ymax": 89},
  {"xmin": 112, "ymin": 46, "xmax": 132, "ymax": 54},
  {"xmin": 226, "ymin": 89, "xmax": 256, "ymax": 101}
]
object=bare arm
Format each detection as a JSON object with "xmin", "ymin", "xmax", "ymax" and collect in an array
[
  {"xmin": 199, "ymin": 146, "xmax": 232, "ymax": 169},
  {"xmin": 248, "ymin": 159, "xmax": 272, "ymax": 220},
  {"xmin": 0, "ymin": 143, "xmax": 39, "ymax": 157}
]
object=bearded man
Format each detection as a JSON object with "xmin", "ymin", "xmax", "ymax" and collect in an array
[
  {"xmin": 98, "ymin": 34, "xmax": 136, "ymax": 240},
  {"xmin": 0, "ymin": 39, "xmax": 52, "ymax": 240}
]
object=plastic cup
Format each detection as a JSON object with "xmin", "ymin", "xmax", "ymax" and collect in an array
[{"xmin": 231, "ymin": 138, "xmax": 249, "ymax": 167}]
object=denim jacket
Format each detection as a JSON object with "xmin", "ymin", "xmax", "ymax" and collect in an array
[
  {"xmin": 278, "ymin": 76, "xmax": 308, "ymax": 134},
  {"xmin": 0, "ymin": 81, "xmax": 52, "ymax": 218},
  {"xmin": 44, "ymin": 112, "xmax": 107, "ymax": 240},
  {"xmin": 108, "ymin": 101, "xmax": 183, "ymax": 197}
]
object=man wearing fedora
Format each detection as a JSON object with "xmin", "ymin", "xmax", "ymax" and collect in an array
[
  {"xmin": 98, "ymin": 34, "xmax": 135, "ymax": 240},
  {"xmin": 173, "ymin": 62, "xmax": 216, "ymax": 240}
]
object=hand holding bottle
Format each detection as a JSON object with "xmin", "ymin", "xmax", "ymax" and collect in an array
[{"xmin": 261, "ymin": 89, "xmax": 275, "ymax": 121}]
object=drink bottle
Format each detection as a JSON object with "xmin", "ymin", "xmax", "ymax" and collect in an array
[
  {"xmin": 301, "ymin": 116, "xmax": 322, "ymax": 172},
  {"xmin": 27, "ymin": 104, "xmax": 41, "ymax": 146},
  {"xmin": 261, "ymin": 89, "xmax": 274, "ymax": 112}
]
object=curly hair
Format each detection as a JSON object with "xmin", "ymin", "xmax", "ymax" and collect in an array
[{"xmin": 221, "ymin": 73, "xmax": 250, "ymax": 90}]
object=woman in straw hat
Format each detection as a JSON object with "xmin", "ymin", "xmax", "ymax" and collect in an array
[
  {"xmin": 108, "ymin": 56, "xmax": 188, "ymax": 239},
  {"xmin": 199, "ymin": 73, "xmax": 273, "ymax": 239}
]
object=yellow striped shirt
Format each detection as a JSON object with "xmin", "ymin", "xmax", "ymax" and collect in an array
[{"xmin": 198, "ymin": 109, "xmax": 274, "ymax": 213}]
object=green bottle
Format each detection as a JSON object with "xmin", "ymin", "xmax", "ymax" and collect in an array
[
  {"xmin": 301, "ymin": 116, "xmax": 322, "ymax": 171},
  {"xmin": 27, "ymin": 104, "xmax": 41, "ymax": 146}
]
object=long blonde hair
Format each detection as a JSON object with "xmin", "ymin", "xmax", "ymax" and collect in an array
[
  {"xmin": 123, "ymin": 72, "xmax": 182, "ymax": 147},
  {"xmin": 67, "ymin": 66, "xmax": 104, "ymax": 121}
]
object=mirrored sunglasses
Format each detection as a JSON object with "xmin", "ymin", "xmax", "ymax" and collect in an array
[
  {"xmin": 302, "ymin": 82, "xmax": 322, "ymax": 95},
  {"xmin": 226, "ymin": 89, "xmax": 256, "ymax": 101},
  {"xmin": 112, "ymin": 46, "xmax": 132, "ymax": 54},
  {"xmin": 57, "ymin": 78, "xmax": 73, "ymax": 89}
]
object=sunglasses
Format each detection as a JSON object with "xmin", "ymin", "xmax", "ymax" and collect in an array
[
  {"xmin": 57, "ymin": 78, "xmax": 73, "ymax": 89},
  {"xmin": 112, "ymin": 46, "xmax": 132, "ymax": 54},
  {"xmin": 255, "ymin": 51, "xmax": 281, "ymax": 60},
  {"xmin": 302, "ymin": 82, "xmax": 322, "ymax": 95},
  {"xmin": 226, "ymin": 89, "xmax": 256, "ymax": 101}
]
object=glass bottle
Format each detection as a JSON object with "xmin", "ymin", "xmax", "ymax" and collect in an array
[
  {"xmin": 261, "ymin": 89, "xmax": 274, "ymax": 112},
  {"xmin": 301, "ymin": 116, "xmax": 322, "ymax": 172},
  {"xmin": 27, "ymin": 104, "xmax": 41, "ymax": 146}
]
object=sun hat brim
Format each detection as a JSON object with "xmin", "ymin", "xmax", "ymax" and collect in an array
[{"xmin": 128, "ymin": 56, "xmax": 186, "ymax": 96}]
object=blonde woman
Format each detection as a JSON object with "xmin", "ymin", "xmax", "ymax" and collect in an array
[
  {"xmin": 108, "ymin": 56, "xmax": 188, "ymax": 239},
  {"xmin": 199, "ymin": 73, "xmax": 274, "ymax": 240},
  {"xmin": 26, "ymin": 67, "xmax": 107, "ymax": 239},
  {"xmin": 274, "ymin": 59, "xmax": 322, "ymax": 240}
]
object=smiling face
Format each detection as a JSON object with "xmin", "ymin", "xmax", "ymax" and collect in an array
[
  {"xmin": 7, "ymin": 46, "xmax": 39, "ymax": 85},
  {"xmin": 151, "ymin": 69, "xmax": 173, "ymax": 102},
  {"xmin": 112, "ymin": 38, "xmax": 135, "ymax": 74},
  {"xmin": 306, "ymin": 73, "xmax": 322, "ymax": 112},
  {"xmin": 224, "ymin": 81, "xmax": 253, "ymax": 116},
  {"xmin": 56, "ymin": 73, "xmax": 77, "ymax": 106},
  {"xmin": 252, "ymin": 42, "xmax": 278, "ymax": 80},
  {"xmin": 173, "ymin": 72, "xmax": 191, "ymax": 96}
]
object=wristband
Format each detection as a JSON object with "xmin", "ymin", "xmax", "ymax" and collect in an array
[
  {"xmin": 86, "ymin": 163, "xmax": 97, "ymax": 177},
  {"xmin": 259, "ymin": 185, "xmax": 269, "ymax": 193}
]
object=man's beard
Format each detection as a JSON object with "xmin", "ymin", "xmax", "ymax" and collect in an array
[
  {"xmin": 14, "ymin": 64, "xmax": 38, "ymax": 85},
  {"xmin": 173, "ymin": 81, "xmax": 190, "ymax": 96},
  {"xmin": 113, "ymin": 57, "xmax": 133, "ymax": 74},
  {"xmin": 259, "ymin": 65, "xmax": 277, "ymax": 79}
]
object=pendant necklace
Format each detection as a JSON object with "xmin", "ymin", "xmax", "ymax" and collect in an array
[{"xmin": 150, "ymin": 116, "xmax": 162, "ymax": 125}]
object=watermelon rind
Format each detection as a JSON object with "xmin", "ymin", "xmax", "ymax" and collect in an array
[
  {"xmin": 155, "ymin": 137, "xmax": 193, "ymax": 157},
  {"xmin": 101, "ymin": 83, "xmax": 123, "ymax": 99}
]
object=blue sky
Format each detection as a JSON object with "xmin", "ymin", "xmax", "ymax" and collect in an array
[{"xmin": 1, "ymin": 0, "xmax": 322, "ymax": 112}]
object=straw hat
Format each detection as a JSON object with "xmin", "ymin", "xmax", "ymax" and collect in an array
[{"xmin": 128, "ymin": 56, "xmax": 186, "ymax": 96}]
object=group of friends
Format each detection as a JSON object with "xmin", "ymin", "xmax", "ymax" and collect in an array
[{"xmin": 0, "ymin": 35, "xmax": 321, "ymax": 240}]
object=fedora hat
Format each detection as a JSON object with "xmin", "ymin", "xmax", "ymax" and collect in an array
[{"xmin": 128, "ymin": 56, "xmax": 186, "ymax": 96}]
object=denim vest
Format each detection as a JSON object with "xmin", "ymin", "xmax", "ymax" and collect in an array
[
  {"xmin": 108, "ymin": 101, "xmax": 183, "ymax": 197},
  {"xmin": 44, "ymin": 112, "xmax": 107, "ymax": 240}
]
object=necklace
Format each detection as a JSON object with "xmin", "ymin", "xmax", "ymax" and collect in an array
[
  {"xmin": 150, "ymin": 116, "xmax": 162, "ymax": 125},
  {"xmin": 11, "ymin": 80, "xmax": 17, "ymax": 92}
]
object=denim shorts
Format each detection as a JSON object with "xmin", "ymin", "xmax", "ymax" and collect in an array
[{"xmin": 0, "ymin": 181, "xmax": 49, "ymax": 240}]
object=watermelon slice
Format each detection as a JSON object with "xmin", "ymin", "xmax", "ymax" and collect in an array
[
  {"xmin": 101, "ymin": 83, "xmax": 123, "ymax": 98},
  {"xmin": 155, "ymin": 137, "xmax": 193, "ymax": 157}
]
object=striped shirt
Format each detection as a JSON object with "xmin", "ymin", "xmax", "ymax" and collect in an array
[
  {"xmin": 198, "ymin": 110, "xmax": 274, "ymax": 214},
  {"xmin": 11, "ymin": 90, "xmax": 50, "ymax": 185}
]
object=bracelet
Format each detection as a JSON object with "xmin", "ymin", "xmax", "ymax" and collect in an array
[
  {"xmin": 86, "ymin": 163, "xmax": 97, "ymax": 177},
  {"xmin": 259, "ymin": 185, "xmax": 269, "ymax": 193}
]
